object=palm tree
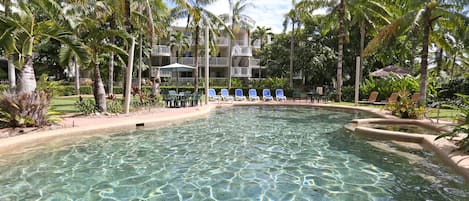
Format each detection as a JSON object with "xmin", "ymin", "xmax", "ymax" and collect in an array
[
  {"xmin": 172, "ymin": 0, "xmax": 232, "ymax": 92},
  {"xmin": 347, "ymin": 0, "xmax": 391, "ymax": 81},
  {"xmin": 283, "ymin": 0, "xmax": 300, "ymax": 88},
  {"xmin": 296, "ymin": 0, "xmax": 345, "ymax": 101},
  {"xmin": 170, "ymin": 31, "xmax": 190, "ymax": 63},
  {"xmin": 0, "ymin": 0, "xmax": 88, "ymax": 93},
  {"xmin": 220, "ymin": 0, "xmax": 253, "ymax": 88},
  {"xmin": 251, "ymin": 26, "xmax": 274, "ymax": 78},
  {"xmin": 1, "ymin": 0, "xmax": 16, "ymax": 93},
  {"xmin": 364, "ymin": 0, "xmax": 468, "ymax": 105}
]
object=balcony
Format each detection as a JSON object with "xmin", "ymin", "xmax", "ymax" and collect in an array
[
  {"xmin": 171, "ymin": 57, "xmax": 195, "ymax": 65},
  {"xmin": 249, "ymin": 59, "xmax": 260, "ymax": 67},
  {"xmin": 232, "ymin": 46, "xmax": 252, "ymax": 56},
  {"xmin": 231, "ymin": 67, "xmax": 251, "ymax": 77},
  {"xmin": 152, "ymin": 45, "xmax": 170, "ymax": 56},
  {"xmin": 150, "ymin": 67, "xmax": 172, "ymax": 77},
  {"xmin": 210, "ymin": 57, "xmax": 228, "ymax": 66}
]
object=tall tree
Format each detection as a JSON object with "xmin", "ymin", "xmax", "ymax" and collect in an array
[
  {"xmin": 170, "ymin": 31, "xmax": 190, "ymax": 63},
  {"xmin": 172, "ymin": 0, "xmax": 232, "ymax": 92},
  {"xmin": 283, "ymin": 0, "xmax": 299, "ymax": 88},
  {"xmin": 251, "ymin": 26, "xmax": 273, "ymax": 78},
  {"xmin": 220, "ymin": 0, "xmax": 253, "ymax": 88},
  {"xmin": 0, "ymin": 0, "xmax": 88, "ymax": 93},
  {"xmin": 364, "ymin": 0, "xmax": 468, "ymax": 105}
]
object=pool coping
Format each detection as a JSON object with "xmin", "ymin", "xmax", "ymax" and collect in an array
[
  {"xmin": 0, "ymin": 101, "xmax": 468, "ymax": 183},
  {"xmin": 0, "ymin": 105, "xmax": 213, "ymax": 154}
]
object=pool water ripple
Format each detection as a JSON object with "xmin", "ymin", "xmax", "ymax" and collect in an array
[{"xmin": 0, "ymin": 106, "xmax": 468, "ymax": 200}]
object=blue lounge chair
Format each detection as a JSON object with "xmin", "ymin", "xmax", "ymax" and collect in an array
[
  {"xmin": 220, "ymin": 89, "xmax": 234, "ymax": 101},
  {"xmin": 275, "ymin": 89, "xmax": 287, "ymax": 101},
  {"xmin": 208, "ymin": 89, "xmax": 220, "ymax": 101},
  {"xmin": 262, "ymin": 89, "xmax": 273, "ymax": 101},
  {"xmin": 234, "ymin": 89, "xmax": 246, "ymax": 101},
  {"xmin": 248, "ymin": 89, "xmax": 260, "ymax": 101}
]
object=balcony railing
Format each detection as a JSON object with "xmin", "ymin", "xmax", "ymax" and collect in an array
[
  {"xmin": 171, "ymin": 57, "xmax": 195, "ymax": 65},
  {"xmin": 231, "ymin": 67, "xmax": 251, "ymax": 77},
  {"xmin": 249, "ymin": 59, "xmax": 260, "ymax": 67},
  {"xmin": 232, "ymin": 46, "xmax": 252, "ymax": 56},
  {"xmin": 150, "ymin": 67, "xmax": 172, "ymax": 77},
  {"xmin": 210, "ymin": 57, "xmax": 228, "ymax": 66},
  {"xmin": 170, "ymin": 57, "xmax": 229, "ymax": 66},
  {"xmin": 152, "ymin": 45, "xmax": 170, "ymax": 56}
]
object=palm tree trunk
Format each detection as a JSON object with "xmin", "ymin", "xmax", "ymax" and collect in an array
[
  {"xmin": 108, "ymin": 15, "xmax": 116, "ymax": 95},
  {"xmin": 74, "ymin": 55, "xmax": 80, "ymax": 96},
  {"xmin": 289, "ymin": 19, "xmax": 295, "ymax": 88},
  {"xmin": 93, "ymin": 61, "xmax": 106, "ymax": 113},
  {"xmin": 419, "ymin": 11, "xmax": 432, "ymax": 106},
  {"xmin": 336, "ymin": 0, "xmax": 345, "ymax": 102},
  {"xmin": 450, "ymin": 55, "xmax": 456, "ymax": 80},
  {"xmin": 194, "ymin": 26, "xmax": 200, "ymax": 92},
  {"xmin": 138, "ymin": 34, "xmax": 143, "ymax": 92},
  {"xmin": 7, "ymin": 56, "xmax": 16, "ymax": 93},
  {"xmin": 359, "ymin": 20, "xmax": 365, "ymax": 83},
  {"xmin": 19, "ymin": 56, "xmax": 36, "ymax": 93}
]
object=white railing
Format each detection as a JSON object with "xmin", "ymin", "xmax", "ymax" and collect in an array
[
  {"xmin": 152, "ymin": 45, "xmax": 170, "ymax": 56},
  {"xmin": 250, "ymin": 59, "xmax": 260, "ymax": 67},
  {"xmin": 232, "ymin": 46, "xmax": 252, "ymax": 56},
  {"xmin": 252, "ymin": 39, "xmax": 261, "ymax": 48},
  {"xmin": 231, "ymin": 67, "xmax": 251, "ymax": 77},
  {"xmin": 210, "ymin": 57, "xmax": 228, "ymax": 66},
  {"xmin": 150, "ymin": 67, "xmax": 172, "ymax": 77}
]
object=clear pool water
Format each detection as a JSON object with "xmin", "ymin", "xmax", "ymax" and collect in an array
[{"xmin": 0, "ymin": 106, "xmax": 467, "ymax": 200}]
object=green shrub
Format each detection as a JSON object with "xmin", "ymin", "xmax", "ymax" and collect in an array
[
  {"xmin": 231, "ymin": 78, "xmax": 243, "ymax": 88},
  {"xmin": 361, "ymin": 74, "xmax": 419, "ymax": 101},
  {"xmin": 0, "ymin": 91, "xmax": 55, "ymax": 127},
  {"xmin": 385, "ymin": 91, "xmax": 425, "ymax": 119},
  {"xmin": 341, "ymin": 86, "xmax": 355, "ymax": 102},
  {"xmin": 79, "ymin": 86, "xmax": 92, "ymax": 95},
  {"xmin": 75, "ymin": 99, "xmax": 97, "ymax": 115},
  {"xmin": 436, "ymin": 94, "xmax": 469, "ymax": 152},
  {"xmin": 107, "ymin": 99, "xmax": 123, "ymax": 113},
  {"xmin": 36, "ymin": 74, "xmax": 63, "ymax": 97},
  {"xmin": 0, "ymin": 84, "xmax": 8, "ymax": 92}
]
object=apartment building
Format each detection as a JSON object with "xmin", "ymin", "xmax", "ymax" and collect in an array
[{"xmin": 150, "ymin": 24, "xmax": 265, "ymax": 86}]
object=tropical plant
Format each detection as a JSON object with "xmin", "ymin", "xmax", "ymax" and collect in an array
[
  {"xmin": 0, "ymin": 91, "xmax": 56, "ymax": 127},
  {"xmin": 172, "ymin": 0, "xmax": 233, "ymax": 92},
  {"xmin": 170, "ymin": 31, "xmax": 190, "ymax": 61},
  {"xmin": 436, "ymin": 94, "xmax": 469, "ymax": 152},
  {"xmin": 220, "ymin": 0, "xmax": 254, "ymax": 88},
  {"xmin": 0, "ymin": 0, "xmax": 88, "ymax": 93},
  {"xmin": 75, "ymin": 98, "xmax": 97, "ymax": 115},
  {"xmin": 360, "ymin": 74, "xmax": 419, "ymax": 101},
  {"xmin": 385, "ymin": 90, "xmax": 425, "ymax": 119},
  {"xmin": 36, "ymin": 74, "xmax": 63, "ymax": 97},
  {"xmin": 364, "ymin": 0, "xmax": 468, "ymax": 106}
]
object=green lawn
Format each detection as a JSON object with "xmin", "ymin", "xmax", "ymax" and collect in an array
[{"xmin": 50, "ymin": 96, "xmax": 93, "ymax": 113}]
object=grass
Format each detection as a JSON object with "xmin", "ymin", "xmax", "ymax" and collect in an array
[
  {"xmin": 328, "ymin": 101, "xmax": 461, "ymax": 122},
  {"xmin": 50, "ymin": 96, "xmax": 93, "ymax": 113}
]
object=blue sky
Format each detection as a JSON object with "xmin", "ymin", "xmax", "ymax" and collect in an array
[{"xmin": 164, "ymin": 0, "xmax": 294, "ymax": 33}]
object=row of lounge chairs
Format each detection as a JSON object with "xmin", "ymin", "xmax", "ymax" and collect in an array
[
  {"xmin": 209, "ymin": 89, "xmax": 287, "ymax": 101},
  {"xmin": 359, "ymin": 91, "xmax": 420, "ymax": 105}
]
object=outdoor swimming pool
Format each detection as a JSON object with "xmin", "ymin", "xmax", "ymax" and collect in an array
[{"xmin": 0, "ymin": 106, "xmax": 467, "ymax": 200}]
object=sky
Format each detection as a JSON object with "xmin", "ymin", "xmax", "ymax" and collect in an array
[{"xmin": 164, "ymin": 0, "xmax": 295, "ymax": 33}]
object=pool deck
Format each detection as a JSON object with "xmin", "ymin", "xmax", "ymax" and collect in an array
[{"xmin": 0, "ymin": 99, "xmax": 468, "ymax": 182}]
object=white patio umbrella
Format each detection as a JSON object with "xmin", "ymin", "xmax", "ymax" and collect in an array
[{"xmin": 158, "ymin": 63, "xmax": 196, "ymax": 92}]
